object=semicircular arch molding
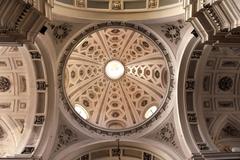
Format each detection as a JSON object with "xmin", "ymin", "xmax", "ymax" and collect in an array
[
  {"xmin": 177, "ymin": 37, "xmax": 219, "ymax": 155},
  {"xmin": 28, "ymin": 34, "xmax": 60, "ymax": 160},
  {"xmin": 52, "ymin": 140, "xmax": 180, "ymax": 160}
]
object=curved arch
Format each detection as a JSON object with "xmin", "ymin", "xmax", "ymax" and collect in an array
[
  {"xmin": 173, "ymin": 26, "xmax": 196, "ymax": 159},
  {"xmin": 177, "ymin": 36, "xmax": 201, "ymax": 154},
  {"xmin": 209, "ymin": 114, "xmax": 229, "ymax": 139},
  {"xmin": 31, "ymin": 33, "xmax": 59, "ymax": 160},
  {"xmin": 175, "ymin": 24, "xmax": 194, "ymax": 62},
  {"xmin": 52, "ymin": 140, "xmax": 180, "ymax": 160},
  {"xmin": 177, "ymin": 36, "xmax": 219, "ymax": 154},
  {"xmin": 193, "ymin": 44, "xmax": 219, "ymax": 152}
]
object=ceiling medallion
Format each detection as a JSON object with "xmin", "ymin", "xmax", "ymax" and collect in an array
[{"xmin": 58, "ymin": 22, "xmax": 174, "ymax": 136}]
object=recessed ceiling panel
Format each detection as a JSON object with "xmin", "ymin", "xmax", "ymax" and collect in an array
[{"xmin": 59, "ymin": 22, "xmax": 173, "ymax": 135}]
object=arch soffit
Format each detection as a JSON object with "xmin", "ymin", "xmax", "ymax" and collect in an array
[
  {"xmin": 52, "ymin": 140, "xmax": 179, "ymax": 160},
  {"xmin": 31, "ymin": 34, "xmax": 60, "ymax": 159}
]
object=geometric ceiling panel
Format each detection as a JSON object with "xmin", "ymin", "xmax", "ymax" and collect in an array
[
  {"xmin": 0, "ymin": 46, "xmax": 36, "ymax": 156},
  {"xmin": 59, "ymin": 22, "xmax": 173, "ymax": 135},
  {"xmin": 201, "ymin": 47, "xmax": 240, "ymax": 152},
  {"xmin": 188, "ymin": 46, "xmax": 240, "ymax": 152}
]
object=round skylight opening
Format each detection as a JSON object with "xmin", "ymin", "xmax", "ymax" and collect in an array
[
  {"xmin": 105, "ymin": 60, "xmax": 125, "ymax": 80},
  {"xmin": 74, "ymin": 104, "xmax": 89, "ymax": 120},
  {"xmin": 144, "ymin": 106, "xmax": 158, "ymax": 119}
]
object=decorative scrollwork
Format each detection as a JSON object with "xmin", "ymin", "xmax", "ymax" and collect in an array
[
  {"xmin": 161, "ymin": 20, "xmax": 184, "ymax": 44},
  {"xmin": 50, "ymin": 23, "xmax": 72, "ymax": 43},
  {"xmin": 55, "ymin": 125, "xmax": 78, "ymax": 152},
  {"xmin": 153, "ymin": 122, "xmax": 176, "ymax": 147},
  {"xmin": 112, "ymin": 1, "xmax": 121, "ymax": 10}
]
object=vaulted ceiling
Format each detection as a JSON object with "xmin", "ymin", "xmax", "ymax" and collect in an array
[{"xmin": 0, "ymin": 0, "xmax": 240, "ymax": 160}]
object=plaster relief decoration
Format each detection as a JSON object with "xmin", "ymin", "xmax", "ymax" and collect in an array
[
  {"xmin": 0, "ymin": 76, "xmax": 11, "ymax": 92},
  {"xmin": 59, "ymin": 22, "xmax": 174, "ymax": 136},
  {"xmin": 155, "ymin": 122, "xmax": 176, "ymax": 147},
  {"xmin": 0, "ymin": 46, "xmax": 37, "ymax": 156},
  {"xmin": 218, "ymin": 75, "xmax": 233, "ymax": 91},
  {"xmin": 112, "ymin": 0, "xmax": 122, "ymax": 10},
  {"xmin": 55, "ymin": 125, "xmax": 78, "ymax": 152},
  {"xmin": 76, "ymin": 0, "xmax": 85, "ymax": 8},
  {"xmin": 143, "ymin": 112, "xmax": 186, "ymax": 159},
  {"xmin": 50, "ymin": 23, "xmax": 72, "ymax": 43},
  {"xmin": 148, "ymin": 0, "xmax": 157, "ymax": 8},
  {"xmin": 161, "ymin": 20, "xmax": 184, "ymax": 45}
]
